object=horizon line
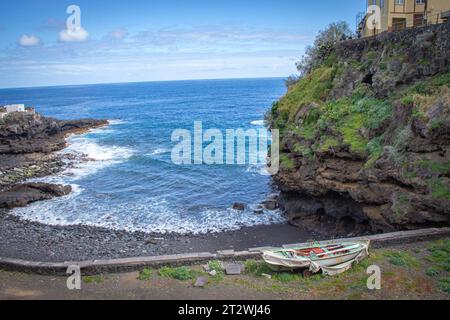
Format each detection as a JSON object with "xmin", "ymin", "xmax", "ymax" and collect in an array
[{"xmin": 0, "ymin": 76, "xmax": 287, "ymax": 91}]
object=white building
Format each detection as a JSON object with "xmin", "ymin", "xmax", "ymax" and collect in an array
[
  {"xmin": 0, "ymin": 112, "xmax": 6, "ymax": 119},
  {"xmin": 5, "ymin": 104, "xmax": 26, "ymax": 113}
]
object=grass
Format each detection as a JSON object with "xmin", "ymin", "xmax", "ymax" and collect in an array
[
  {"xmin": 419, "ymin": 160, "xmax": 450, "ymax": 175},
  {"xmin": 319, "ymin": 136, "xmax": 340, "ymax": 152},
  {"xmin": 340, "ymin": 113, "xmax": 368, "ymax": 154},
  {"xmin": 365, "ymin": 136, "xmax": 384, "ymax": 168},
  {"xmin": 207, "ymin": 260, "xmax": 225, "ymax": 282},
  {"xmin": 426, "ymin": 267, "xmax": 440, "ymax": 277},
  {"xmin": 270, "ymin": 63, "xmax": 450, "ymax": 171},
  {"xmin": 271, "ymin": 272, "xmax": 303, "ymax": 283},
  {"xmin": 244, "ymin": 260, "xmax": 274, "ymax": 277},
  {"xmin": 438, "ymin": 277, "xmax": 450, "ymax": 294},
  {"xmin": 429, "ymin": 179, "xmax": 450, "ymax": 200},
  {"xmin": 276, "ymin": 65, "xmax": 339, "ymax": 120},
  {"xmin": 82, "ymin": 275, "xmax": 105, "ymax": 284},
  {"xmin": 208, "ymin": 260, "xmax": 224, "ymax": 274},
  {"xmin": 244, "ymin": 260, "xmax": 317, "ymax": 284},
  {"xmin": 158, "ymin": 266, "xmax": 200, "ymax": 281},
  {"xmin": 280, "ymin": 153, "xmax": 295, "ymax": 169},
  {"xmin": 427, "ymin": 239, "xmax": 450, "ymax": 272},
  {"xmin": 138, "ymin": 268, "xmax": 152, "ymax": 281},
  {"xmin": 383, "ymin": 250, "xmax": 420, "ymax": 268}
]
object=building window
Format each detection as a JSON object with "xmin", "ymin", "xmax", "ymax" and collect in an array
[
  {"xmin": 395, "ymin": 0, "xmax": 404, "ymax": 5},
  {"xmin": 416, "ymin": 0, "xmax": 426, "ymax": 5}
]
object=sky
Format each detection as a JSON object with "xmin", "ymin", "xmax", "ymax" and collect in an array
[{"xmin": 0, "ymin": 0, "xmax": 366, "ymax": 89}]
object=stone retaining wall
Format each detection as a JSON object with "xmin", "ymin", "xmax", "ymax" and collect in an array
[{"xmin": 0, "ymin": 228, "xmax": 448, "ymax": 275}]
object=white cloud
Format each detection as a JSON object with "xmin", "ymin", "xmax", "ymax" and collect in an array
[
  {"xmin": 108, "ymin": 28, "xmax": 128, "ymax": 40},
  {"xmin": 59, "ymin": 27, "xmax": 89, "ymax": 42},
  {"xmin": 19, "ymin": 34, "xmax": 41, "ymax": 47}
]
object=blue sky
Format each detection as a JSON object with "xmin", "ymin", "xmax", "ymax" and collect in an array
[{"xmin": 0, "ymin": 1, "xmax": 365, "ymax": 88}]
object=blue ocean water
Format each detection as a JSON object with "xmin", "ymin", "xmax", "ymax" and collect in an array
[{"xmin": 0, "ymin": 78, "xmax": 287, "ymax": 234}]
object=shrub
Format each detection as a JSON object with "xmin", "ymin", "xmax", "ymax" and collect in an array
[
  {"xmin": 138, "ymin": 268, "xmax": 152, "ymax": 281},
  {"xmin": 244, "ymin": 260, "xmax": 273, "ymax": 276},
  {"xmin": 158, "ymin": 266, "xmax": 196, "ymax": 281},
  {"xmin": 296, "ymin": 21, "xmax": 353, "ymax": 76},
  {"xmin": 208, "ymin": 260, "xmax": 224, "ymax": 274}
]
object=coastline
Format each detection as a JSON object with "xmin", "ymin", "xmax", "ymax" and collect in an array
[
  {"xmin": 0, "ymin": 112, "xmax": 317, "ymax": 263},
  {"xmin": 0, "ymin": 211, "xmax": 317, "ymax": 262}
]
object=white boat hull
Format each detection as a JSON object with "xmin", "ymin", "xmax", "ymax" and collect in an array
[{"xmin": 262, "ymin": 241, "xmax": 370, "ymax": 273}]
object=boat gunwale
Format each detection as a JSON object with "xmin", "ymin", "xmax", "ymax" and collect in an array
[{"xmin": 263, "ymin": 242, "xmax": 368, "ymax": 263}]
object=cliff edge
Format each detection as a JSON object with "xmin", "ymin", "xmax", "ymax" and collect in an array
[{"xmin": 268, "ymin": 23, "xmax": 450, "ymax": 236}]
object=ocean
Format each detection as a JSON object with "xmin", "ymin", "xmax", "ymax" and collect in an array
[{"xmin": 0, "ymin": 78, "xmax": 287, "ymax": 234}]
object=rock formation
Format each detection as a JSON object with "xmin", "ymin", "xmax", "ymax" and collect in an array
[
  {"xmin": 0, "ymin": 111, "xmax": 107, "ymax": 207},
  {"xmin": 268, "ymin": 23, "xmax": 450, "ymax": 236}
]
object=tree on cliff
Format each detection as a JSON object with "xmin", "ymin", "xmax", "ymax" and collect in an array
[{"xmin": 295, "ymin": 21, "xmax": 354, "ymax": 77}]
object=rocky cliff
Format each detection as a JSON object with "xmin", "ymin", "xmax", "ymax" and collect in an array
[
  {"xmin": 268, "ymin": 23, "xmax": 450, "ymax": 236},
  {"xmin": 0, "ymin": 111, "xmax": 107, "ymax": 207}
]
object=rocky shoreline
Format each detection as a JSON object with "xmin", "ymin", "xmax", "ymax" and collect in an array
[
  {"xmin": 0, "ymin": 111, "xmax": 108, "ymax": 208},
  {"xmin": 0, "ymin": 110, "xmax": 318, "ymax": 262},
  {"xmin": 0, "ymin": 211, "xmax": 316, "ymax": 262}
]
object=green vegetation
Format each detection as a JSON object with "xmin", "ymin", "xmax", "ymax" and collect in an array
[
  {"xmin": 419, "ymin": 160, "xmax": 450, "ymax": 175},
  {"xmin": 295, "ymin": 21, "xmax": 353, "ymax": 77},
  {"xmin": 158, "ymin": 266, "xmax": 199, "ymax": 281},
  {"xmin": 383, "ymin": 250, "xmax": 419, "ymax": 268},
  {"xmin": 366, "ymin": 136, "xmax": 384, "ymax": 168},
  {"xmin": 280, "ymin": 153, "xmax": 295, "ymax": 169},
  {"xmin": 319, "ymin": 136, "xmax": 340, "ymax": 152},
  {"xmin": 271, "ymin": 66, "xmax": 450, "ymax": 169},
  {"xmin": 277, "ymin": 65, "xmax": 339, "ymax": 119},
  {"xmin": 244, "ymin": 260, "xmax": 274, "ymax": 277},
  {"xmin": 426, "ymin": 239, "xmax": 450, "ymax": 293},
  {"xmin": 138, "ymin": 268, "xmax": 153, "ymax": 281},
  {"xmin": 208, "ymin": 260, "xmax": 224, "ymax": 274},
  {"xmin": 82, "ymin": 275, "xmax": 105, "ymax": 284},
  {"xmin": 282, "ymin": 92, "xmax": 392, "ymax": 156},
  {"xmin": 271, "ymin": 272, "xmax": 304, "ymax": 283},
  {"xmin": 429, "ymin": 179, "xmax": 450, "ymax": 200},
  {"xmin": 427, "ymin": 239, "xmax": 450, "ymax": 272},
  {"xmin": 400, "ymin": 73, "xmax": 450, "ymax": 117},
  {"xmin": 438, "ymin": 277, "xmax": 450, "ymax": 293},
  {"xmin": 426, "ymin": 267, "xmax": 440, "ymax": 277},
  {"xmin": 244, "ymin": 260, "xmax": 305, "ymax": 283}
]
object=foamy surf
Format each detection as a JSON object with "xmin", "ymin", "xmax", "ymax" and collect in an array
[
  {"xmin": 108, "ymin": 119, "xmax": 127, "ymax": 125},
  {"xmin": 10, "ymin": 196, "xmax": 286, "ymax": 235},
  {"xmin": 251, "ymin": 120, "xmax": 266, "ymax": 126},
  {"xmin": 147, "ymin": 148, "xmax": 170, "ymax": 157},
  {"xmin": 5, "ymin": 79, "xmax": 287, "ymax": 236}
]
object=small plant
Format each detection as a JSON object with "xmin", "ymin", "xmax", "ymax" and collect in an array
[
  {"xmin": 208, "ymin": 260, "xmax": 224, "ymax": 274},
  {"xmin": 427, "ymin": 239, "xmax": 450, "ymax": 272},
  {"xmin": 82, "ymin": 275, "xmax": 104, "ymax": 284},
  {"xmin": 429, "ymin": 179, "xmax": 450, "ymax": 200},
  {"xmin": 244, "ymin": 260, "xmax": 274, "ymax": 277},
  {"xmin": 138, "ymin": 268, "xmax": 152, "ymax": 281},
  {"xmin": 426, "ymin": 267, "xmax": 440, "ymax": 277},
  {"xmin": 158, "ymin": 266, "xmax": 197, "ymax": 281},
  {"xmin": 272, "ymin": 272, "xmax": 303, "ymax": 283},
  {"xmin": 438, "ymin": 277, "xmax": 450, "ymax": 294},
  {"xmin": 280, "ymin": 153, "xmax": 295, "ymax": 169}
]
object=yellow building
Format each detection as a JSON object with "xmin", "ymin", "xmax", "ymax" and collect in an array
[{"xmin": 358, "ymin": 0, "xmax": 450, "ymax": 37}]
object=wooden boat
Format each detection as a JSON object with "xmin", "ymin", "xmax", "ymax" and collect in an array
[{"xmin": 262, "ymin": 241, "xmax": 370, "ymax": 272}]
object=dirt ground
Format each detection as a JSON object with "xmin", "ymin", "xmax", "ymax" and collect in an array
[{"xmin": 0, "ymin": 238, "xmax": 449, "ymax": 300}]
